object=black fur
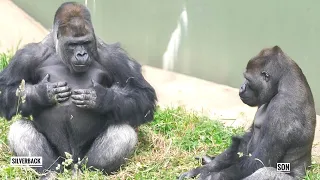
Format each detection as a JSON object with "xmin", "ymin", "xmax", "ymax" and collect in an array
[
  {"xmin": 179, "ymin": 46, "xmax": 316, "ymax": 180},
  {"xmin": 1, "ymin": 2, "xmax": 156, "ymax": 176}
]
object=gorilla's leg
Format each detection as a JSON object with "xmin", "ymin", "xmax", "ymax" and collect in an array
[
  {"xmin": 8, "ymin": 119, "xmax": 60, "ymax": 173},
  {"xmin": 243, "ymin": 167, "xmax": 296, "ymax": 180},
  {"xmin": 85, "ymin": 124, "xmax": 138, "ymax": 173}
]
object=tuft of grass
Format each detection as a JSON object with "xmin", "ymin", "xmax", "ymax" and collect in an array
[
  {"xmin": 305, "ymin": 163, "xmax": 320, "ymax": 180},
  {"xmin": 150, "ymin": 107, "xmax": 244, "ymax": 155},
  {"xmin": 0, "ymin": 41, "xmax": 21, "ymax": 71},
  {"xmin": 0, "ymin": 39, "xmax": 21, "ymax": 71},
  {"xmin": 0, "ymin": 52, "xmax": 12, "ymax": 71}
]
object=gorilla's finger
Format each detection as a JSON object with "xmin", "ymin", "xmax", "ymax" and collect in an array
[
  {"xmin": 202, "ymin": 156, "xmax": 215, "ymax": 165},
  {"xmin": 71, "ymin": 95, "xmax": 82, "ymax": 100},
  {"xmin": 57, "ymin": 92, "xmax": 72, "ymax": 98},
  {"xmin": 73, "ymin": 89, "xmax": 91, "ymax": 94},
  {"xmin": 195, "ymin": 155, "xmax": 215, "ymax": 165},
  {"xmin": 81, "ymin": 94, "xmax": 91, "ymax": 100},
  {"xmin": 76, "ymin": 104, "xmax": 88, "ymax": 108},
  {"xmin": 41, "ymin": 74, "xmax": 50, "ymax": 83},
  {"xmin": 54, "ymin": 86, "xmax": 70, "ymax": 93},
  {"xmin": 53, "ymin": 82, "xmax": 67, "ymax": 88},
  {"xmin": 72, "ymin": 100, "xmax": 85, "ymax": 105},
  {"xmin": 72, "ymin": 94, "xmax": 92, "ymax": 101},
  {"xmin": 177, "ymin": 172, "xmax": 194, "ymax": 180},
  {"xmin": 57, "ymin": 97, "xmax": 69, "ymax": 102},
  {"xmin": 179, "ymin": 167, "xmax": 203, "ymax": 180},
  {"xmin": 71, "ymin": 95, "xmax": 84, "ymax": 100}
]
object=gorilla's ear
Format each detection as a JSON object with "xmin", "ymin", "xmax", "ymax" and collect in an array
[{"xmin": 272, "ymin": 45, "xmax": 283, "ymax": 54}]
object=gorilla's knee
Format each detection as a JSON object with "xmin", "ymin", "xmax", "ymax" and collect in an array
[
  {"xmin": 8, "ymin": 119, "xmax": 58, "ymax": 172},
  {"xmin": 8, "ymin": 119, "xmax": 41, "ymax": 156},
  {"xmin": 86, "ymin": 124, "xmax": 138, "ymax": 173}
]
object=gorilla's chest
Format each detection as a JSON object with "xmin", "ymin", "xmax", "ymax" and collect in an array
[
  {"xmin": 34, "ymin": 63, "xmax": 110, "ymax": 153},
  {"xmin": 250, "ymin": 105, "xmax": 268, "ymax": 150},
  {"xmin": 253, "ymin": 105, "xmax": 268, "ymax": 129},
  {"xmin": 35, "ymin": 64, "xmax": 109, "ymax": 89}
]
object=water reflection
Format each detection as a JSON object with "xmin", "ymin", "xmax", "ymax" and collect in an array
[{"xmin": 162, "ymin": 5, "xmax": 188, "ymax": 71}]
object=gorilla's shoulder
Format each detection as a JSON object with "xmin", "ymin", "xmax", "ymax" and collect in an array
[
  {"xmin": 97, "ymin": 39, "xmax": 141, "ymax": 70},
  {"xmin": 10, "ymin": 40, "xmax": 53, "ymax": 67},
  {"xmin": 97, "ymin": 39, "xmax": 125, "ymax": 55},
  {"xmin": 21, "ymin": 32, "xmax": 55, "ymax": 52}
]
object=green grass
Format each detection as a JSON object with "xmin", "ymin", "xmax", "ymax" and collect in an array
[
  {"xmin": 305, "ymin": 163, "xmax": 320, "ymax": 180},
  {"xmin": 0, "ymin": 52, "xmax": 11, "ymax": 71},
  {"xmin": 0, "ymin": 107, "xmax": 319, "ymax": 179},
  {"xmin": 0, "ymin": 52, "xmax": 319, "ymax": 179},
  {"xmin": 0, "ymin": 107, "xmax": 244, "ymax": 179},
  {"xmin": 0, "ymin": 40, "xmax": 19, "ymax": 70}
]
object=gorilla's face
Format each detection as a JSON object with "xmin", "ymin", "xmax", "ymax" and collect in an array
[
  {"xmin": 239, "ymin": 46, "xmax": 282, "ymax": 107},
  {"xmin": 239, "ymin": 70, "xmax": 270, "ymax": 107},
  {"xmin": 57, "ymin": 34, "xmax": 97, "ymax": 73}
]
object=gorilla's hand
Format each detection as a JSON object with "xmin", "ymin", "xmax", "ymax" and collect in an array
[
  {"xmin": 178, "ymin": 166, "xmax": 205, "ymax": 180},
  {"xmin": 198, "ymin": 172, "xmax": 222, "ymax": 180},
  {"xmin": 195, "ymin": 155, "xmax": 215, "ymax": 165},
  {"xmin": 178, "ymin": 165, "xmax": 222, "ymax": 180},
  {"xmin": 71, "ymin": 80, "xmax": 106, "ymax": 110},
  {"xmin": 34, "ymin": 74, "xmax": 71, "ymax": 105}
]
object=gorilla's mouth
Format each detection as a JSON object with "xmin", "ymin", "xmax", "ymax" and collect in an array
[
  {"xmin": 72, "ymin": 62, "xmax": 89, "ymax": 67},
  {"xmin": 74, "ymin": 64, "xmax": 87, "ymax": 67},
  {"xmin": 240, "ymin": 96, "xmax": 250, "ymax": 102},
  {"xmin": 71, "ymin": 57, "xmax": 91, "ymax": 68},
  {"xmin": 72, "ymin": 63, "xmax": 90, "ymax": 72}
]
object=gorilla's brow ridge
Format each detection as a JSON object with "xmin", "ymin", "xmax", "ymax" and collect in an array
[{"xmin": 59, "ymin": 20, "xmax": 91, "ymax": 37}]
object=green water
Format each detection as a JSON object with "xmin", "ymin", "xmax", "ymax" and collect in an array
[{"xmin": 13, "ymin": 0, "xmax": 320, "ymax": 112}]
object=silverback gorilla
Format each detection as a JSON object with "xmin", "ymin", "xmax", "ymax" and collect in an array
[
  {"xmin": 179, "ymin": 46, "xmax": 316, "ymax": 180},
  {"xmin": 0, "ymin": 2, "xmax": 156, "ymax": 178}
]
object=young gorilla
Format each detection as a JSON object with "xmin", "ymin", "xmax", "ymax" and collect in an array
[
  {"xmin": 0, "ymin": 2, "xmax": 157, "ymax": 178},
  {"xmin": 179, "ymin": 46, "xmax": 316, "ymax": 180}
]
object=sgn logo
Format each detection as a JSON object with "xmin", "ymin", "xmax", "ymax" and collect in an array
[{"xmin": 277, "ymin": 163, "xmax": 290, "ymax": 173}]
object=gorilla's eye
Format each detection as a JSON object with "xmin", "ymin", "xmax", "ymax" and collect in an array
[
  {"xmin": 83, "ymin": 41, "xmax": 92, "ymax": 45},
  {"xmin": 68, "ymin": 43, "xmax": 78, "ymax": 48},
  {"xmin": 261, "ymin": 71, "xmax": 270, "ymax": 81}
]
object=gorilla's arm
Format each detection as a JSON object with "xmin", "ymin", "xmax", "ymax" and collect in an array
[
  {"xmin": 206, "ymin": 132, "xmax": 253, "ymax": 171},
  {"xmin": 96, "ymin": 43, "xmax": 157, "ymax": 126},
  {"xmin": 179, "ymin": 132, "xmax": 253, "ymax": 180},
  {"xmin": 0, "ymin": 43, "xmax": 68, "ymax": 120},
  {"xmin": 215, "ymin": 126, "xmax": 287, "ymax": 179},
  {"xmin": 217, "ymin": 142, "xmax": 285, "ymax": 179},
  {"xmin": 0, "ymin": 44, "xmax": 43, "ymax": 119}
]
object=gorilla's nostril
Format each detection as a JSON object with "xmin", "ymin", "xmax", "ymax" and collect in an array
[
  {"xmin": 76, "ymin": 52, "xmax": 89, "ymax": 62},
  {"xmin": 240, "ymin": 84, "xmax": 246, "ymax": 93},
  {"xmin": 77, "ymin": 52, "xmax": 87, "ymax": 57}
]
